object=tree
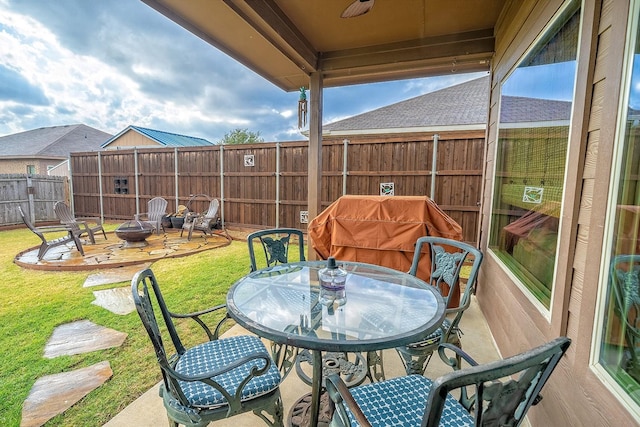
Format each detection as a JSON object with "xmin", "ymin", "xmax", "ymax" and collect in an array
[{"xmin": 219, "ymin": 128, "xmax": 264, "ymax": 145}]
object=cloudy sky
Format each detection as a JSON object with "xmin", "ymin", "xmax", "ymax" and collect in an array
[{"xmin": 0, "ymin": 0, "xmax": 486, "ymax": 143}]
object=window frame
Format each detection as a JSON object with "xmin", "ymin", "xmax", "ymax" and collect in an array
[
  {"xmin": 591, "ymin": 0, "xmax": 640, "ymax": 418},
  {"xmin": 487, "ymin": 0, "xmax": 582, "ymax": 318}
]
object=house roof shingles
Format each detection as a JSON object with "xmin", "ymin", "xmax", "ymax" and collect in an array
[
  {"xmin": 322, "ymin": 75, "xmax": 574, "ymax": 134},
  {"xmin": 0, "ymin": 124, "xmax": 111, "ymax": 158},
  {"xmin": 323, "ymin": 76, "xmax": 491, "ymax": 133}
]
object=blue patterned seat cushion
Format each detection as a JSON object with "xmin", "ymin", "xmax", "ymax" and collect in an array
[
  {"xmin": 175, "ymin": 334, "xmax": 281, "ymax": 409},
  {"xmin": 406, "ymin": 319, "xmax": 453, "ymax": 349},
  {"xmin": 344, "ymin": 374, "xmax": 474, "ymax": 426}
]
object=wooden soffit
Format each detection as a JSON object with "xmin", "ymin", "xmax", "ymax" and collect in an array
[{"xmin": 141, "ymin": 0, "xmax": 505, "ymax": 91}]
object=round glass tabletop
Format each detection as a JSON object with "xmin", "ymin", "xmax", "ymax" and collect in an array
[{"xmin": 227, "ymin": 261, "xmax": 445, "ymax": 352}]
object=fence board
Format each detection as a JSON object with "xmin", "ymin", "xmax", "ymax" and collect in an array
[
  {"xmin": 0, "ymin": 174, "xmax": 67, "ymax": 225},
  {"xmin": 69, "ymin": 134, "xmax": 484, "ymax": 243}
]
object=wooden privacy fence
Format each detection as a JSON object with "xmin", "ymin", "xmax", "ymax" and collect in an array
[
  {"xmin": 0, "ymin": 174, "xmax": 68, "ymax": 225},
  {"xmin": 70, "ymin": 132, "xmax": 484, "ymax": 243}
]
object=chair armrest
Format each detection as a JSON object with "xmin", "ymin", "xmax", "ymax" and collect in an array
[
  {"xmin": 170, "ymin": 303, "xmax": 231, "ymax": 341},
  {"xmin": 437, "ymin": 342, "xmax": 478, "ymax": 371},
  {"xmin": 76, "ymin": 217, "xmax": 102, "ymax": 224},
  {"xmin": 326, "ymin": 374, "xmax": 373, "ymax": 427},
  {"xmin": 174, "ymin": 350, "xmax": 274, "ymax": 382},
  {"xmin": 35, "ymin": 225, "xmax": 75, "ymax": 234}
]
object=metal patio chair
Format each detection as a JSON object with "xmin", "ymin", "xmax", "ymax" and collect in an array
[
  {"xmin": 247, "ymin": 228, "xmax": 307, "ymax": 378},
  {"xmin": 18, "ymin": 205, "xmax": 85, "ymax": 260},
  {"xmin": 247, "ymin": 228, "xmax": 306, "ymax": 272},
  {"xmin": 54, "ymin": 201, "xmax": 107, "ymax": 244},
  {"xmin": 610, "ymin": 254, "xmax": 640, "ymax": 380},
  {"xmin": 396, "ymin": 236, "xmax": 484, "ymax": 376},
  {"xmin": 247, "ymin": 229, "xmax": 370, "ymax": 387},
  {"xmin": 131, "ymin": 268, "xmax": 284, "ymax": 427},
  {"xmin": 136, "ymin": 197, "xmax": 167, "ymax": 234},
  {"xmin": 326, "ymin": 337, "xmax": 571, "ymax": 427}
]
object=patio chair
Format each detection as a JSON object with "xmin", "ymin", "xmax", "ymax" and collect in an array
[
  {"xmin": 247, "ymin": 228, "xmax": 306, "ymax": 272},
  {"xmin": 326, "ymin": 336, "xmax": 571, "ymax": 427},
  {"xmin": 54, "ymin": 201, "xmax": 107, "ymax": 244},
  {"xmin": 181, "ymin": 197, "xmax": 229, "ymax": 240},
  {"xmin": 610, "ymin": 254, "xmax": 640, "ymax": 379},
  {"xmin": 136, "ymin": 197, "xmax": 167, "ymax": 234},
  {"xmin": 247, "ymin": 229, "xmax": 369, "ymax": 386},
  {"xmin": 131, "ymin": 268, "xmax": 284, "ymax": 427},
  {"xmin": 18, "ymin": 205, "xmax": 85, "ymax": 260},
  {"xmin": 247, "ymin": 228, "xmax": 307, "ymax": 377},
  {"xmin": 396, "ymin": 236, "xmax": 484, "ymax": 376}
]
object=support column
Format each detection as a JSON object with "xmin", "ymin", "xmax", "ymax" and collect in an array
[{"xmin": 308, "ymin": 72, "xmax": 323, "ymax": 260}]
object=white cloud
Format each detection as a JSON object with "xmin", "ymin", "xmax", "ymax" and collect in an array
[
  {"xmin": 279, "ymin": 109, "xmax": 294, "ymax": 119},
  {"xmin": 0, "ymin": 1, "xmax": 488, "ymax": 142},
  {"xmin": 0, "ymin": 4, "xmax": 263, "ymax": 138}
]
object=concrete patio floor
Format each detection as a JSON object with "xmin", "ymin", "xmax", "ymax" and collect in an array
[{"xmin": 104, "ymin": 294, "xmax": 509, "ymax": 427}]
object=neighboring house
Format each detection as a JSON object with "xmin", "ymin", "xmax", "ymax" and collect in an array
[
  {"xmin": 322, "ymin": 76, "xmax": 490, "ymax": 136},
  {"xmin": 321, "ymin": 75, "xmax": 571, "ymax": 136},
  {"xmin": 101, "ymin": 125, "xmax": 214, "ymax": 149},
  {"xmin": 0, "ymin": 124, "xmax": 111, "ymax": 175}
]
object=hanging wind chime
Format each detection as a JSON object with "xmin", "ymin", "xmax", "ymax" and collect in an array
[{"xmin": 298, "ymin": 87, "xmax": 308, "ymax": 129}]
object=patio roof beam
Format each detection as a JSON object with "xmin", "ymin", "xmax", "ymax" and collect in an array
[
  {"xmin": 227, "ymin": 0, "xmax": 318, "ymax": 73},
  {"xmin": 320, "ymin": 29, "xmax": 495, "ymax": 72}
]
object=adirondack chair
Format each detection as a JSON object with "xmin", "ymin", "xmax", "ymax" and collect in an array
[
  {"xmin": 54, "ymin": 201, "xmax": 106, "ymax": 244},
  {"xmin": 181, "ymin": 196, "xmax": 229, "ymax": 241},
  {"xmin": 135, "ymin": 197, "xmax": 167, "ymax": 234},
  {"xmin": 18, "ymin": 206, "xmax": 85, "ymax": 260}
]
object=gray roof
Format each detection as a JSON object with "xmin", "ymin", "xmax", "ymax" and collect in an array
[
  {"xmin": 323, "ymin": 76, "xmax": 491, "ymax": 133},
  {"xmin": 500, "ymin": 96, "xmax": 572, "ymax": 123},
  {"xmin": 0, "ymin": 124, "xmax": 111, "ymax": 158},
  {"xmin": 102, "ymin": 126, "xmax": 214, "ymax": 148},
  {"xmin": 322, "ymin": 75, "xmax": 574, "ymax": 134}
]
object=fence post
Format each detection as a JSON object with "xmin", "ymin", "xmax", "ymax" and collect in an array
[
  {"xmin": 174, "ymin": 147, "xmax": 179, "ymax": 211},
  {"xmin": 69, "ymin": 155, "xmax": 75, "ymax": 212},
  {"xmin": 220, "ymin": 145, "xmax": 225, "ymax": 227},
  {"xmin": 343, "ymin": 139, "xmax": 349, "ymax": 196},
  {"xmin": 134, "ymin": 148, "xmax": 140, "ymax": 215},
  {"xmin": 27, "ymin": 175, "xmax": 35, "ymax": 221},
  {"xmin": 276, "ymin": 142, "xmax": 280, "ymax": 228},
  {"xmin": 430, "ymin": 134, "xmax": 439, "ymax": 200},
  {"xmin": 98, "ymin": 151, "xmax": 104, "ymax": 221}
]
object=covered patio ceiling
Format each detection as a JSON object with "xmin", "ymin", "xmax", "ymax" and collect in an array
[
  {"xmin": 140, "ymin": 0, "xmax": 507, "ymax": 247},
  {"xmin": 141, "ymin": 0, "xmax": 506, "ymax": 91}
]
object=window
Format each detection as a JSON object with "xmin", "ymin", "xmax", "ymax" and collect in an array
[
  {"xmin": 488, "ymin": 1, "xmax": 580, "ymax": 309},
  {"xmin": 114, "ymin": 177, "xmax": 129, "ymax": 194},
  {"xmin": 598, "ymin": 0, "xmax": 640, "ymax": 407},
  {"xmin": 26, "ymin": 164, "xmax": 36, "ymax": 175}
]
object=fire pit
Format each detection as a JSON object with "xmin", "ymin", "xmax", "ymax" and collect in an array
[{"xmin": 115, "ymin": 220, "xmax": 154, "ymax": 246}]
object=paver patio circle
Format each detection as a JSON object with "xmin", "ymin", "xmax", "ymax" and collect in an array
[{"xmin": 14, "ymin": 229, "xmax": 232, "ymax": 271}]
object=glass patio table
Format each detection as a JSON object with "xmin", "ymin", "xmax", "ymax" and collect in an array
[{"xmin": 226, "ymin": 260, "xmax": 446, "ymax": 427}]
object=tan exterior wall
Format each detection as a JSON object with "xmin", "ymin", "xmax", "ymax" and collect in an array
[
  {"xmin": 0, "ymin": 158, "xmax": 64, "ymax": 175},
  {"xmin": 478, "ymin": 0, "xmax": 638, "ymax": 425},
  {"xmin": 103, "ymin": 129, "xmax": 160, "ymax": 149}
]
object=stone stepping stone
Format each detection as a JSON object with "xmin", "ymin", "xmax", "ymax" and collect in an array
[
  {"xmin": 83, "ymin": 263, "xmax": 150, "ymax": 287},
  {"xmin": 92, "ymin": 287, "xmax": 135, "ymax": 315},
  {"xmin": 21, "ymin": 361, "xmax": 112, "ymax": 427},
  {"xmin": 43, "ymin": 320, "xmax": 127, "ymax": 359}
]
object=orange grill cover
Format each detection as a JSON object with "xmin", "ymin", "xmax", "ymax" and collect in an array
[{"xmin": 308, "ymin": 195, "xmax": 463, "ymax": 305}]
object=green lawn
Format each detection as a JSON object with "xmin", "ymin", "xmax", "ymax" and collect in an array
[{"xmin": 0, "ymin": 224, "xmax": 253, "ymax": 426}]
